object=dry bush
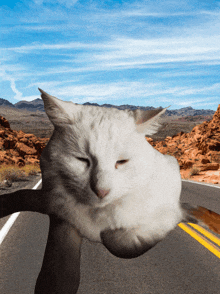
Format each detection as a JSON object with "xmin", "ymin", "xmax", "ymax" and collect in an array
[
  {"xmin": 0, "ymin": 166, "xmax": 26, "ymax": 182},
  {"xmin": 181, "ymin": 174, "xmax": 189, "ymax": 180},
  {"xmin": 189, "ymin": 167, "xmax": 200, "ymax": 177},
  {"xmin": 0, "ymin": 164, "xmax": 40, "ymax": 182},
  {"xmin": 22, "ymin": 164, "xmax": 41, "ymax": 176}
]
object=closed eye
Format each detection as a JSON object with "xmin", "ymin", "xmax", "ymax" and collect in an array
[
  {"xmin": 76, "ymin": 157, "xmax": 90, "ymax": 167},
  {"xmin": 115, "ymin": 159, "xmax": 129, "ymax": 169}
]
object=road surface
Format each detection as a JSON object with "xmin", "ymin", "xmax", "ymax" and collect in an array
[{"xmin": 0, "ymin": 180, "xmax": 220, "ymax": 294}]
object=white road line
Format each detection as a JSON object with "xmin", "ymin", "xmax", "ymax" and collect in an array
[
  {"xmin": 0, "ymin": 178, "xmax": 42, "ymax": 245},
  {"xmin": 32, "ymin": 179, "xmax": 42, "ymax": 190},
  {"xmin": 182, "ymin": 179, "xmax": 220, "ymax": 189},
  {"xmin": 0, "ymin": 212, "xmax": 20, "ymax": 245}
]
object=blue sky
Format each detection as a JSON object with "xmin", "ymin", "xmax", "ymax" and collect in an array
[{"xmin": 1, "ymin": 0, "xmax": 220, "ymax": 110}]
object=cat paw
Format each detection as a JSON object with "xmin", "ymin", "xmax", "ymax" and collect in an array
[{"xmin": 100, "ymin": 228, "xmax": 160, "ymax": 259}]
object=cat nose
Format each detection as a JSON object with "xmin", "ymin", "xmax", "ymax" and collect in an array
[{"xmin": 96, "ymin": 189, "xmax": 110, "ymax": 199}]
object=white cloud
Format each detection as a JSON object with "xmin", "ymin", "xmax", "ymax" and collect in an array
[
  {"xmin": 175, "ymin": 99, "xmax": 212, "ymax": 107},
  {"xmin": 2, "ymin": 33, "xmax": 219, "ymax": 87},
  {"xmin": 88, "ymin": 36, "xmax": 220, "ymax": 69},
  {"xmin": 33, "ymin": 0, "xmax": 44, "ymax": 4},
  {"xmin": 0, "ymin": 70, "xmax": 23, "ymax": 100},
  {"xmin": 35, "ymin": 80, "xmax": 219, "ymax": 110},
  {"xmin": 5, "ymin": 33, "xmax": 220, "ymax": 72},
  {"xmin": 0, "ymin": 68, "xmax": 42, "ymax": 101},
  {"xmin": 10, "ymin": 79, "xmax": 23, "ymax": 100},
  {"xmin": 6, "ymin": 42, "xmax": 89, "ymax": 53},
  {"xmin": 33, "ymin": 0, "xmax": 78, "ymax": 7},
  {"xmin": 177, "ymin": 83, "xmax": 220, "ymax": 96},
  {"xmin": 1, "ymin": 0, "xmax": 220, "ymax": 110},
  {"xmin": 40, "ymin": 81, "xmax": 163, "ymax": 104},
  {"xmin": 41, "ymin": 82, "xmax": 189, "ymax": 105}
]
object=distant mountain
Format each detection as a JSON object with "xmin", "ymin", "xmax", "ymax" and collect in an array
[
  {"xmin": 14, "ymin": 98, "xmax": 45, "ymax": 112},
  {"xmin": 83, "ymin": 102, "xmax": 156, "ymax": 111},
  {"xmin": 0, "ymin": 98, "xmax": 15, "ymax": 108},
  {"xmin": 82, "ymin": 102, "xmax": 215, "ymax": 117},
  {"xmin": 166, "ymin": 106, "xmax": 215, "ymax": 117},
  {"xmin": 0, "ymin": 97, "xmax": 216, "ymax": 117}
]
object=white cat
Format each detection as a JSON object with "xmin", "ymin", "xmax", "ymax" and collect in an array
[
  {"xmin": 39, "ymin": 89, "xmax": 184, "ymax": 258},
  {"xmin": 1, "ymin": 89, "xmax": 219, "ymax": 293}
]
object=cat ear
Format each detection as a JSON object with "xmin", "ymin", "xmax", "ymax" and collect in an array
[
  {"xmin": 133, "ymin": 107, "xmax": 169, "ymax": 135},
  {"xmin": 38, "ymin": 88, "xmax": 73, "ymax": 126}
]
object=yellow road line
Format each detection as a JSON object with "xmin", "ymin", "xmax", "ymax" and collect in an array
[
  {"xmin": 178, "ymin": 223, "xmax": 220, "ymax": 259},
  {"xmin": 188, "ymin": 223, "xmax": 220, "ymax": 247}
]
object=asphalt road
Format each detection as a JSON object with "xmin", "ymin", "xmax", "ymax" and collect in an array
[{"xmin": 0, "ymin": 180, "xmax": 220, "ymax": 294}]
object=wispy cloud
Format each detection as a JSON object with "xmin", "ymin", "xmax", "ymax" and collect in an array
[
  {"xmin": 33, "ymin": 0, "xmax": 78, "ymax": 8},
  {"xmin": 5, "ymin": 33, "xmax": 220, "ymax": 70},
  {"xmin": 1, "ymin": 0, "xmax": 220, "ymax": 110},
  {"xmin": 0, "ymin": 70, "xmax": 23, "ymax": 100},
  {"xmin": 39, "ymin": 81, "xmax": 217, "ymax": 109},
  {"xmin": 174, "ymin": 98, "xmax": 213, "ymax": 107},
  {"xmin": 5, "ymin": 41, "xmax": 99, "ymax": 53}
]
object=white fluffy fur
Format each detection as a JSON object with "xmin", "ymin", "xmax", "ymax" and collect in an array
[{"xmin": 39, "ymin": 89, "xmax": 183, "ymax": 244}]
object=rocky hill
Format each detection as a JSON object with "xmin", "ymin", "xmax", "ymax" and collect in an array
[
  {"xmin": 147, "ymin": 104, "xmax": 220, "ymax": 184},
  {"xmin": 0, "ymin": 97, "xmax": 216, "ymax": 116},
  {"xmin": 77, "ymin": 103, "xmax": 215, "ymax": 117},
  {"xmin": 0, "ymin": 98, "xmax": 15, "ymax": 108},
  {"xmin": 0, "ymin": 116, "xmax": 49, "ymax": 166},
  {"xmin": 15, "ymin": 98, "xmax": 45, "ymax": 112},
  {"xmin": 85, "ymin": 103, "xmax": 215, "ymax": 117},
  {"xmin": 166, "ymin": 106, "xmax": 214, "ymax": 117},
  {"xmin": 83, "ymin": 102, "xmax": 157, "ymax": 112},
  {"xmin": 0, "ymin": 104, "xmax": 219, "ymax": 184}
]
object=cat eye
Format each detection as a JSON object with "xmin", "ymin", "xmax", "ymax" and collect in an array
[
  {"xmin": 76, "ymin": 157, "xmax": 90, "ymax": 167},
  {"xmin": 115, "ymin": 159, "xmax": 129, "ymax": 169}
]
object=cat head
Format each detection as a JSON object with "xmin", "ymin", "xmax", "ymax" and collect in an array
[
  {"xmin": 39, "ymin": 88, "xmax": 168, "ymax": 135},
  {"xmin": 39, "ymin": 89, "xmax": 168, "ymax": 206}
]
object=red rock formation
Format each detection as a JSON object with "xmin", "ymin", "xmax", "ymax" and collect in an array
[
  {"xmin": 147, "ymin": 104, "xmax": 220, "ymax": 184},
  {"xmin": 1, "ymin": 103, "xmax": 220, "ymax": 185},
  {"xmin": 0, "ymin": 116, "xmax": 10, "ymax": 129},
  {"xmin": 0, "ymin": 116, "xmax": 49, "ymax": 167}
]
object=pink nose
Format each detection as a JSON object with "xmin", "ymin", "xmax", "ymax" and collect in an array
[{"xmin": 97, "ymin": 189, "xmax": 110, "ymax": 199}]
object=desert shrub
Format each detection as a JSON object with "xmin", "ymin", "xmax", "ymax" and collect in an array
[
  {"xmin": 0, "ymin": 166, "xmax": 26, "ymax": 182},
  {"xmin": 0, "ymin": 164, "xmax": 40, "ymax": 182},
  {"xmin": 182, "ymin": 175, "xmax": 189, "ymax": 180},
  {"xmin": 189, "ymin": 167, "xmax": 200, "ymax": 177},
  {"xmin": 22, "ymin": 164, "xmax": 41, "ymax": 176}
]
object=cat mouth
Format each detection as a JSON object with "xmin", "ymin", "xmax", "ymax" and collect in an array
[
  {"xmin": 92, "ymin": 193, "xmax": 125, "ymax": 208},
  {"xmin": 100, "ymin": 228, "xmax": 161, "ymax": 259}
]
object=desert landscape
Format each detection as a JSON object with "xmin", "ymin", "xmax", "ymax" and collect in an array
[
  {"xmin": 147, "ymin": 104, "xmax": 220, "ymax": 185},
  {"xmin": 0, "ymin": 96, "xmax": 215, "ymax": 140},
  {"xmin": 0, "ymin": 100, "xmax": 219, "ymax": 190}
]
